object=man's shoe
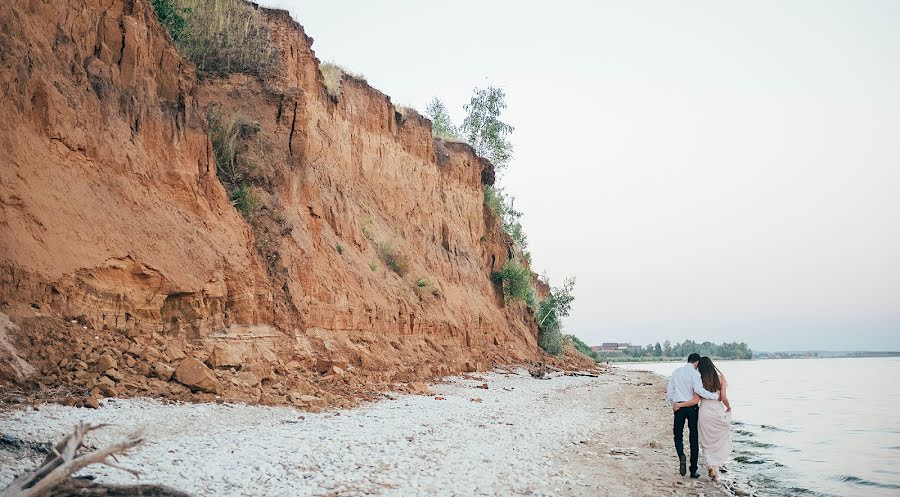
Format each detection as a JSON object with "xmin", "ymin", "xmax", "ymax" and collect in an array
[
  {"xmin": 690, "ymin": 472, "xmax": 700, "ymax": 479},
  {"xmin": 679, "ymin": 455, "xmax": 687, "ymax": 476}
]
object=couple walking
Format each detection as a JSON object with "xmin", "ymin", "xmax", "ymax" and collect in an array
[{"xmin": 666, "ymin": 353, "xmax": 732, "ymax": 481}]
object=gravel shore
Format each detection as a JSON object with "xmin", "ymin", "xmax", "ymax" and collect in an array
[{"xmin": 0, "ymin": 368, "xmax": 726, "ymax": 496}]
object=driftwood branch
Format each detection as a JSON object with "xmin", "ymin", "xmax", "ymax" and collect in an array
[{"xmin": 1, "ymin": 422, "xmax": 192, "ymax": 497}]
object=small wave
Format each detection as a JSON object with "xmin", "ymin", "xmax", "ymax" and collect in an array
[
  {"xmin": 734, "ymin": 455, "xmax": 767, "ymax": 465},
  {"xmin": 734, "ymin": 429, "xmax": 755, "ymax": 436},
  {"xmin": 760, "ymin": 424, "xmax": 794, "ymax": 433},
  {"xmin": 742, "ymin": 440, "xmax": 776, "ymax": 449},
  {"xmin": 832, "ymin": 474, "xmax": 900, "ymax": 490}
]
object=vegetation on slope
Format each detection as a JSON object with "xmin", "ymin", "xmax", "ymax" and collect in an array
[
  {"xmin": 207, "ymin": 109, "xmax": 261, "ymax": 216},
  {"xmin": 320, "ymin": 62, "xmax": 366, "ymax": 100},
  {"xmin": 152, "ymin": 0, "xmax": 279, "ymax": 78}
]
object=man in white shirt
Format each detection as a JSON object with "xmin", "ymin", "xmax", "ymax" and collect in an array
[{"xmin": 666, "ymin": 353, "xmax": 719, "ymax": 478}]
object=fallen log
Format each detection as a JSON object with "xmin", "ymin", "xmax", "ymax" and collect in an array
[{"xmin": 1, "ymin": 422, "xmax": 193, "ymax": 497}]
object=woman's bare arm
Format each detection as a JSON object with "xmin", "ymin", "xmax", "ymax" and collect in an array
[
  {"xmin": 719, "ymin": 374, "xmax": 731, "ymax": 412},
  {"xmin": 674, "ymin": 393, "xmax": 701, "ymax": 411}
]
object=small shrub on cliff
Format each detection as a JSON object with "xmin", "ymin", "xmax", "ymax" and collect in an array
[
  {"xmin": 230, "ymin": 182, "xmax": 256, "ymax": 216},
  {"xmin": 369, "ymin": 260, "xmax": 378, "ymax": 272},
  {"xmin": 154, "ymin": 0, "xmax": 279, "ymax": 78},
  {"xmin": 207, "ymin": 110, "xmax": 260, "ymax": 217},
  {"xmin": 320, "ymin": 62, "xmax": 366, "ymax": 101},
  {"xmin": 152, "ymin": 0, "xmax": 188, "ymax": 41},
  {"xmin": 361, "ymin": 219, "xmax": 375, "ymax": 241},
  {"xmin": 426, "ymin": 98, "xmax": 462, "ymax": 141},
  {"xmin": 483, "ymin": 186, "xmax": 527, "ymax": 250},
  {"xmin": 335, "ymin": 243, "xmax": 344, "ymax": 255},
  {"xmin": 569, "ymin": 334, "xmax": 601, "ymax": 362},
  {"xmin": 536, "ymin": 277, "xmax": 576, "ymax": 356},
  {"xmin": 492, "ymin": 259, "xmax": 532, "ymax": 302},
  {"xmin": 378, "ymin": 242, "xmax": 409, "ymax": 276}
]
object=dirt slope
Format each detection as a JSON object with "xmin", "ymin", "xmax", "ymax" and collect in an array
[{"xmin": 0, "ymin": 0, "xmax": 569, "ymax": 407}]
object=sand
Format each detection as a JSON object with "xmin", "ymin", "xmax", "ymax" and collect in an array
[{"xmin": 0, "ymin": 368, "xmax": 727, "ymax": 497}]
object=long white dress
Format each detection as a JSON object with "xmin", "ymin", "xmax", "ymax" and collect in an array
[{"xmin": 698, "ymin": 392, "xmax": 733, "ymax": 466}]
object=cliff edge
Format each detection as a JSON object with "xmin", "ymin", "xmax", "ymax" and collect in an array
[{"xmin": 0, "ymin": 0, "xmax": 552, "ymax": 407}]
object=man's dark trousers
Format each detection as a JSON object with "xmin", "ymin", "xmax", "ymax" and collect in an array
[{"xmin": 673, "ymin": 405, "xmax": 699, "ymax": 473}]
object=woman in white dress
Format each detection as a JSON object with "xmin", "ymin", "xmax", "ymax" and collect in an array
[{"xmin": 673, "ymin": 356, "xmax": 732, "ymax": 480}]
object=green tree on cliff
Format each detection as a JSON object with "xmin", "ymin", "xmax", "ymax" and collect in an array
[
  {"xmin": 426, "ymin": 98, "xmax": 462, "ymax": 141},
  {"xmin": 536, "ymin": 277, "xmax": 576, "ymax": 355},
  {"xmin": 462, "ymin": 86, "xmax": 514, "ymax": 171}
]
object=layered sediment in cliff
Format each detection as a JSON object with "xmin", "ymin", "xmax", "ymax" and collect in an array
[{"xmin": 0, "ymin": 0, "xmax": 547, "ymax": 406}]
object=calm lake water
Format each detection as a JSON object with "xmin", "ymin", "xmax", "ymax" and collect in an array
[{"xmin": 620, "ymin": 357, "xmax": 900, "ymax": 497}]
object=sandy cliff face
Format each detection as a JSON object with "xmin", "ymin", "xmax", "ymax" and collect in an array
[{"xmin": 0, "ymin": 0, "xmax": 543, "ymax": 405}]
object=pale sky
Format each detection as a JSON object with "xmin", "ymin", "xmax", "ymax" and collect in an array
[{"xmin": 264, "ymin": 1, "xmax": 900, "ymax": 351}]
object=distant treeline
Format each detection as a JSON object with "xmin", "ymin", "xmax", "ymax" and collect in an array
[{"xmin": 577, "ymin": 339, "xmax": 753, "ymax": 362}]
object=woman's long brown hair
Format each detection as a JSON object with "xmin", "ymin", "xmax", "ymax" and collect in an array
[{"xmin": 698, "ymin": 356, "xmax": 721, "ymax": 392}]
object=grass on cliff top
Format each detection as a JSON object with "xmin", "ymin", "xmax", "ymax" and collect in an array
[
  {"xmin": 320, "ymin": 62, "xmax": 366, "ymax": 101},
  {"xmin": 153, "ymin": 0, "xmax": 279, "ymax": 78}
]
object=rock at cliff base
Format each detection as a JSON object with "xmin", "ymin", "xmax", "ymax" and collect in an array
[
  {"xmin": 231, "ymin": 371, "xmax": 260, "ymax": 388},
  {"xmin": 174, "ymin": 358, "xmax": 220, "ymax": 393},
  {"xmin": 315, "ymin": 359, "xmax": 349, "ymax": 374},
  {"xmin": 83, "ymin": 395, "xmax": 101, "ymax": 409},
  {"xmin": 164, "ymin": 344, "xmax": 187, "ymax": 362},
  {"xmin": 153, "ymin": 362, "xmax": 176, "ymax": 381},
  {"xmin": 96, "ymin": 354, "xmax": 117, "ymax": 371},
  {"xmin": 209, "ymin": 345, "xmax": 243, "ymax": 368},
  {"xmin": 407, "ymin": 382, "xmax": 431, "ymax": 395}
]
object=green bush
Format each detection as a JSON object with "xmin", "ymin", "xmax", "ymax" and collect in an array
[
  {"xmin": 568, "ymin": 335, "xmax": 600, "ymax": 361},
  {"xmin": 483, "ymin": 186, "xmax": 527, "ymax": 250},
  {"xmin": 416, "ymin": 277, "xmax": 429, "ymax": 288},
  {"xmin": 426, "ymin": 98, "xmax": 462, "ymax": 141},
  {"xmin": 208, "ymin": 110, "xmax": 259, "ymax": 185},
  {"xmin": 492, "ymin": 259, "xmax": 532, "ymax": 302},
  {"xmin": 152, "ymin": 0, "xmax": 187, "ymax": 41},
  {"xmin": 207, "ymin": 110, "xmax": 259, "ymax": 218},
  {"xmin": 230, "ymin": 182, "xmax": 256, "ymax": 216},
  {"xmin": 335, "ymin": 243, "xmax": 344, "ymax": 254},
  {"xmin": 536, "ymin": 278, "xmax": 576, "ymax": 356},
  {"xmin": 369, "ymin": 260, "xmax": 378, "ymax": 272},
  {"xmin": 538, "ymin": 326, "xmax": 565, "ymax": 356},
  {"xmin": 153, "ymin": 0, "xmax": 279, "ymax": 78},
  {"xmin": 378, "ymin": 242, "xmax": 409, "ymax": 276}
]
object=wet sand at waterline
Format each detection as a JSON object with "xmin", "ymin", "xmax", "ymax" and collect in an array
[{"xmin": 1, "ymin": 369, "xmax": 725, "ymax": 496}]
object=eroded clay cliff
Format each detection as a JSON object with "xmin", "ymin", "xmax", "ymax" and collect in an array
[{"xmin": 0, "ymin": 0, "xmax": 548, "ymax": 407}]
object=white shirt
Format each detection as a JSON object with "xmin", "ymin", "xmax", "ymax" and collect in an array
[{"xmin": 666, "ymin": 363, "xmax": 719, "ymax": 404}]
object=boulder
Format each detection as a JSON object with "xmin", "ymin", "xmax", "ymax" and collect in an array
[
  {"xmin": 174, "ymin": 358, "xmax": 219, "ymax": 393},
  {"xmin": 140, "ymin": 346, "xmax": 163, "ymax": 362},
  {"xmin": 83, "ymin": 395, "xmax": 100, "ymax": 409},
  {"xmin": 288, "ymin": 392, "xmax": 326, "ymax": 408},
  {"xmin": 209, "ymin": 345, "xmax": 243, "ymax": 368},
  {"xmin": 152, "ymin": 362, "xmax": 176, "ymax": 381},
  {"xmin": 315, "ymin": 359, "xmax": 349, "ymax": 374},
  {"xmin": 96, "ymin": 354, "xmax": 117, "ymax": 371},
  {"xmin": 407, "ymin": 382, "xmax": 431, "ymax": 395},
  {"xmin": 231, "ymin": 371, "xmax": 260, "ymax": 388},
  {"xmin": 103, "ymin": 368, "xmax": 123, "ymax": 382},
  {"xmin": 164, "ymin": 344, "xmax": 187, "ymax": 362}
]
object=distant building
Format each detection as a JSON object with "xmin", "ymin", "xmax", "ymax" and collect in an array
[{"xmin": 596, "ymin": 342, "xmax": 631, "ymax": 351}]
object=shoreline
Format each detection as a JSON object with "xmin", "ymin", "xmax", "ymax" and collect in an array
[{"xmin": 1, "ymin": 368, "xmax": 727, "ymax": 496}]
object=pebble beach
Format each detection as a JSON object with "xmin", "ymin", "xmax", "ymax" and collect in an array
[{"xmin": 0, "ymin": 368, "xmax": 727, "ymax": 496}]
